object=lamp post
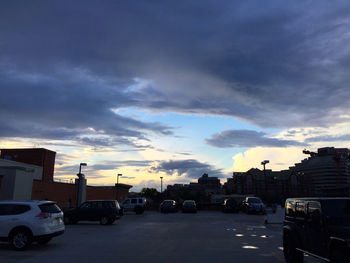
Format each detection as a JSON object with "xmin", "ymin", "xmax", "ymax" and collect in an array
[
  {"xmin": 78, "ymin": 163, "xmax": 87, "ymax": 178},
  {"xmin": 261, "ymin": 160, "xmax": 269, "ymax": 195},
  {"xmin": 76, "ymin": 162, "xmax": 87, "ymax": 207},
  {"xmin": 160, "ymin": 177, "xmax": 163, "ymax": 193},
  {"xmin": 117, "ymin": 173, "xmax": 122, "ymax": 184},
  {"xmin": 116, "ymin": 173, "xmax": 122, "ymax": 202}
]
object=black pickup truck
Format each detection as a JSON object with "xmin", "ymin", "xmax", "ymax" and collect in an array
[{"xmin": 283, "ymin": 198, "xmax": 350, "ymax": 263}]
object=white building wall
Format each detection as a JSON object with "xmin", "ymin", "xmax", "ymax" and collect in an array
[{"xmin": 0, "ymin": 159, "xmax": 43, "ymax": 200}]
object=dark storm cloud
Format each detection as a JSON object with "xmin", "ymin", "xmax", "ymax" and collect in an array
[
  {"xmin": 206, "ymin": 130, "xmax": 306, "ymax": 148},
  {"xmin": 55, "ymin": 160, "xmax": 153, "ymax": 176},
  {"xmin": 0, "ymin": 68, "xmax": 173, "ymax": 145},
  {"xmin": 1, "ymin": 0, "xmax": 350, "ymax": 147},
  {"xmin": 78, "ymin": 137, "xmax": 154, "ymax": 149},
  {"xmin": 150, "ymin": 159, "xmax": 224, "ymax": 178}
]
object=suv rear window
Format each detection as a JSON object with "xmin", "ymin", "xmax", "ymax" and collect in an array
[
  {"xmin": 247, "ymin": 198, "xmax": 262, "ymax": 204},
  {"xmin": 226, "ymin": 199, "xmax": 237, "ymax": 205},
  {"xmin": 162, "ymin": 201, "xmax": 174, "ymax": 206},
  {"xmin": 0, "ymin": 204, "xmax": 31, "ymax": 215},
  {"xmin": 39, "ymin": 203, "xmax": 61, "ymax": 213}
]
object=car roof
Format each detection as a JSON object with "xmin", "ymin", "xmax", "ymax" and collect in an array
[
  {"xmin": 0, "ymin": 200, "xmax": 56, "ymax": 205},
  {"xmin": 286, "ymin": 197, "xmax": 350, "ymax": 201},
  {"xmin": 87, "ymin": 200, "xmax": 118, "ymax": 202}
]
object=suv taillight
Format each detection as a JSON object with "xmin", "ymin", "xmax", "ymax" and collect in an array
[
  {"xmin": 36, "ymin": 212, "xmax": 52, "ymax": 219},
  {"xmin": 112, "ymin": 202, "xmax": 116, "ymax": 208}
]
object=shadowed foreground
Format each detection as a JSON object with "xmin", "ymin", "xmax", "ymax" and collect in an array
[{"xmin": 0, "ymin": 211, "xmax": 318, "ymax": 263}]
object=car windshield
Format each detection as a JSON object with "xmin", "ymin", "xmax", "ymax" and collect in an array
[
  {"xmin": 322, "ymin": 200, "xmax": 350, "ymax": 218},
  {"xmin": 184, "ymin": 201, "xmax": 195, "ymax": 205},
  {"xmin": 248, "ymin": 198, "xmax": 262, "ymax": 204}
]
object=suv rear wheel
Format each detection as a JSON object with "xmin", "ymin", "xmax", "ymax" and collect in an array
[
  {"xmin": 283, "ymin": 235, "xmax": 304, "ymax": 263},
  {"xmin": 10, "ymin": 229, "xmax": 33, "ymax": 251}
]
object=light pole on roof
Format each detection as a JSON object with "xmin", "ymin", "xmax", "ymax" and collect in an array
[
  {"xmin": 117, "ymin": 173, "xmax": 122, "ymax": 184},
  {"xmin": 78, "ymin": 163, "xmax": 87, "ymax": 177},
  {"xmin": 261, "ymin": 160, "xmax": 269, "ymax": 194}
]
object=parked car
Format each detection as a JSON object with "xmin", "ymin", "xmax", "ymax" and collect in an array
[
  {"xmin": 242, "ymin": 197, "xmax": 265, "ymax": 214},
  {"xmin": 222, "ymin": 198, "xmax": 239, "ymax": 213},
  {"xmin": 64, "ymin": 200, "xmax": 122, "ymax": 225},
  {"xmin": 182, "ymin": 200, "xmax": 197, "ymax": 213},
  {"xmin": 0, "ymin": 200, "xmax": 65, "ymax": 250},
  {"xmin": 160, "ymin": 200, "xmax": 177, "ymax": 213},
  {"xmin": 121, "ymin": 197, "xmax": 147, "ymax": 214},
  {"xmin": 283, "ymin": 197, "xmax": 350, "ymax": 263}
]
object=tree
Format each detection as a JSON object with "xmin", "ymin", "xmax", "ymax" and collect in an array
[{"xmin": 140, "ymin": 188, "xmax": 160, "ymax": 199}]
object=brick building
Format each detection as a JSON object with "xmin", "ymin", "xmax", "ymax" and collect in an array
[
  {"xmin": 0, "ymin": 148, "xmax": 132, "ymax": 208},
  {"xmin": 223, "ymin": 147, "xmax": 350, "ymax": 202},
  {"xmin": 1, "ymin": 148, "xmax": 56, "ymax": 182}
]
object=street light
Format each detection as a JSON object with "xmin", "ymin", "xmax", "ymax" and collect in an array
[
  {"xmin": 160, "ymin": 177, "xmax": 163, "ymax": 193},
  {"xmin": 261, "ymin": 160, "xmax": 269, "ymax": 170},
  {"xmin": 261, "ymin": 160, "xmax": 269, "ymax": 194},
  {"xmin": 117, "ymin": 173, "xmax": 122, "ymax": 184},
  {"xmin": 116, "ymin": 173, "xmax": 122, "ymax": 202},
  {"xmin": 78, "ymin": 163, "xmax": 87, "ymax": 177}
]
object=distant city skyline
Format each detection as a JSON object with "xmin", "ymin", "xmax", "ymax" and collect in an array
[{"xmin": 1, "ymin": 1, "xmax": 350, "ymax": 191}]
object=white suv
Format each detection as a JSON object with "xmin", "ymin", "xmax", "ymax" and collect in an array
[
  {"xmin": 0, "ymin": 200, "xmax": 65, "ymax": 250},
  {"xmin": 121, "ymin": 197, "xmax": 147, "ymax": 214}
]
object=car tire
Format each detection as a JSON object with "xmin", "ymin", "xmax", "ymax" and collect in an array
[
  {"xmin": 10, "ymin": 229, "xmax": 33, "ymax": 251},
  {"xmin": 283, "ymin": 235, "xmax": 304, "ymax": 263},
  {"xmin": 100, "ymin": 216, "xmax": 109, "ymax": 225},
  {"xmin": 37, "ymin": 237, "xmax": 52, "ymax": 245},
  {"xmin": 107, "ymin": 218, "xmax": 115, "ymax": 225}
]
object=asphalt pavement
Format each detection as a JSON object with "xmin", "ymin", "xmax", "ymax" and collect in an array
[{"xmin": 0, "ymin": 211, "xmax": 318, "ymax": 263}]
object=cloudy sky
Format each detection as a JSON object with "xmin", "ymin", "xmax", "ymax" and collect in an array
[{"xmin": 1, "ymin": 1, "xmax": 350, "ymax": 191}]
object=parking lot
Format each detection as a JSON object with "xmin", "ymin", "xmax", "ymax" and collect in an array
[{"xmin": 0, "ymin": 211, "xmax": 318, "ymax": 263}]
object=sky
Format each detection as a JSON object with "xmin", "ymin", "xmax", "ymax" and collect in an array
[{"xmin": 1, "ymin": 1, "xmax": 350, "ymax": 191}]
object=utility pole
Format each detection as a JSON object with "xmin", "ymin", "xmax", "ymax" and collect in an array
[
  {"xmin": 160, "ymin": 177, "xmax": 163, "ymax": 193},
  {"xmin": 117, "ymin": 173, "xmax": 122, "ymax": 185},
  {"xmin": 116, "ymin": 173, "xmax": 122, "ymax": 201},
  {"xmin": 261, "ymin": 160, "xmax": 269, "ymax": 196},
  {"xmin": 76, "ymin": 163, "xmax": 87, "ymax": 207}
]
